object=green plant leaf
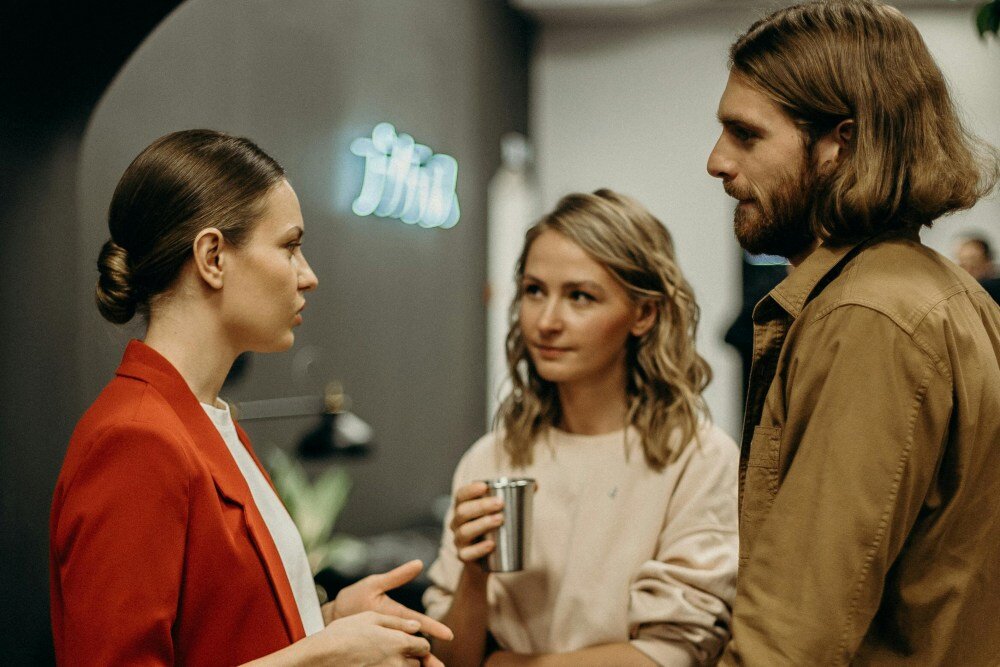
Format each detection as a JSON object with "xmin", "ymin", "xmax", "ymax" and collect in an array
[
  {"xmin": 322, "ymin": 535, "xmax": 369, "ymax": 576},
  {"xmin": 267, "ymin": 448, "xmax": 297, "ymax": 517},
  {"xmin": 266, "ymin": 449, "xmax": 356, "ymax": 560},
  {"xmin": 977, "ymin": 2, "xmax": 1000, "ymax": 37},
  {"xmin": 320, "ymin": 466, "xmax": 352, "ymax": 517},
  {"xmin": 295, "ymin": 467, "xmax": 351, "ymax": 549}
]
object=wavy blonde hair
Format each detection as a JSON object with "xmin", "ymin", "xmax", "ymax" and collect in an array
[{"xmin": 495, "ymin": 189, "xmax": 711, "ymax": 471}]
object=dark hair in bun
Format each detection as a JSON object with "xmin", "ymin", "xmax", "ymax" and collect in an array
[
  {"xmin": 96, "ymin": 240, "xmax": 138, "ymax": 324},
  {"xmin": 95, "ymin": 129, "xmax": 285, "ymax": 324}
]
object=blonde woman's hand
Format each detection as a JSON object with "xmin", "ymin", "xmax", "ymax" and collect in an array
[
  {"xmin": 326, "ymin": 560, "xmax": 453, "ymax": 642},
  {"xmin": 451, "ymin": 481, "xmax": 505, "ymax": 565}
]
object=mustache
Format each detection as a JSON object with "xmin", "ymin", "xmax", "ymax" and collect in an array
[{"xmin": 723, "ymin": 181, "xmax": 756, "ymax": 202}]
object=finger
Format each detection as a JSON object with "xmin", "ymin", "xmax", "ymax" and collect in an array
[
  {"xmin": 454, "ymin": 481, "xmax": 489, "ymax": 503},
  {"xmin": 380, "ymin": 599, "xmax": 454, "ymax": 641},
  {"xmin": 373, "ymin": 613, "xmax": 423, "ymax": 634},
  {"xmin": 399, "ymin": 634, "xmax": 431, "ymax": 657},
  {"xmin": 422, "ymin": 654, "xmax": 446, "ymax": 667},
  {"xmin": 451, "ymin": 496, "xmax": 504, "ymax": 530},
  {"xmin": 458, "ymin": 539, "xmax": 495, "ymax": 563},
  {"xmin": 320, "ymin": 600, "xmax": 336, "ymax": 625},
  {"xmin": 370, "ymin": 559, "xmax": 423, "ymax": 592},
  {"xmin": 454, "ymin": 512, "xmax": 504, "ymax": 546}
]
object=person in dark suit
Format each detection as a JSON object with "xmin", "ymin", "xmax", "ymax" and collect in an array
[{"xmin": 956, "ymin": 234, "xmax": 1000, "ymax": 304}]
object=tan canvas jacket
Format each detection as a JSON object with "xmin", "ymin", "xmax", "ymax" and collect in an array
[{"xmin": 721, "ymin": 231, "xmax": 1000, "ymax": 666}]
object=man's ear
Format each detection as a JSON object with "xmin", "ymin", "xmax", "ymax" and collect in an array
[
  {"xmin": 631, "ymin": 299, "xmax": 657, "ymax": 338},
  {"xmin": 813, "ymin": 118, "xmax": 854, "ymax": 172},
  {"xmin": 192, "ymin": 228, "xmax": 226, "ymax": 290}
]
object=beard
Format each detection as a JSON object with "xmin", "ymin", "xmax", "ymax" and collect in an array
[{"xmin": 727, "ymin": 160, "xmax": 820, "ymax": 260}]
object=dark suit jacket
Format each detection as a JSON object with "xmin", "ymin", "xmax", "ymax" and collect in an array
[
  {"xmin": 50, "ymin": 340, "xmax": 306, "ymax": 666},
  {"xmin": 980, "ymin": 276, "xmax": 1000, "ymax": 305}
]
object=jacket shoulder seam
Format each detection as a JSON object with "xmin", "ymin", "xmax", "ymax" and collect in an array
[
  {"xmin": 61, "ymin": 385, "xmax": 195, "ymax": 503},
  {"xmin": 807, "ymin": 301, "xmax": 950, "ymax": 379}
]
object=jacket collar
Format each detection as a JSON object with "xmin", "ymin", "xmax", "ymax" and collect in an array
[
  {"xmin": 760, "ymin": 241, "xmax": 860, "ymax": 322},
  {"xmin": 755, "ymin": 228, "xmax": 919, "ymax": 322},
  {"xmin": 116, "ymin": 339, "xmax": 307, "ymax": 642}
]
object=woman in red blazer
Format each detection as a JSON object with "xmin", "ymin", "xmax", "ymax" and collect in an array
[{"xmin": 50, "ymin": 130, "xmax": 451, "ymax": 666}]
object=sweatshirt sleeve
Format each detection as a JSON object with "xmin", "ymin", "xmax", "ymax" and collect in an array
[
  {"xmin": 629, "ymin": 427, "xmax": 739, "ymax": 666},
  {"xmin": 51, "ymin": 422, "xmax": 191, "ymax": 666}
]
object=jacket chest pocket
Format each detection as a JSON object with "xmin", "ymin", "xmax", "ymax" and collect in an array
[{"xmin": 739, "ymin": 425, "xmax": 781, "ymax": 566}]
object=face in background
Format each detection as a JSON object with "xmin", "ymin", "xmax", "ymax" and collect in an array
[
  {"xmin": 519, "ymin": 229, "xmax": 651, "ymax": 393},
  {"xmin": 956, "ymin": 239, "xmax": 994, "ymax": 280},
  {"xmin": 708, "ymin": 73, "xmax": 819, "ymax": 261},
  {"xmin": 220, "ymin": 179, "xmax": 318, "ymax": 353}
]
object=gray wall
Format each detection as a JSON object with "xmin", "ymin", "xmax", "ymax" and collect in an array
[
  {"xmin": 76, "ymin": 0, "xmax": 531, "ymax": 536},
  {"xmin": 1, "ymin": 4, "xmax": 183, "ymax": 662},
  {"xmin": 0, "ymin": 126, "xmax": 87, "ymax": 666}
]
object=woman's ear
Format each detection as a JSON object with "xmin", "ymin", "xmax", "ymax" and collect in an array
[
  {"xmin": 631, "ymin": 300, "xmax": 657, "ymax": 337},
  {"xmin": 192, "ymin": 228, "xmax": 226, "ymax": 290}
]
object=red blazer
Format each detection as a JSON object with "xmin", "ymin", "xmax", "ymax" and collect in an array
[{"xmin": 50, "ymin": 340, "xmax": 307, "ymax": 666}]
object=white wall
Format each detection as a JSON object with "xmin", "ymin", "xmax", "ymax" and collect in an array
[
  {"xmin": 908, "ymin": 7, "xmax": 1000, "ymax": 252},
  {"xmin": 531, "ymin": 4, "xmax": 1000, "ymax": 440}
]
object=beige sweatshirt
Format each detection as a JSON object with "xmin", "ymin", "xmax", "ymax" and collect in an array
[{"xmin": 424, "ymin": 425, "xmax": 739, "ymax": 666}]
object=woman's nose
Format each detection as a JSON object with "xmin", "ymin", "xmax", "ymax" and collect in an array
[
  {"xmin": 536, "ymin": 300, "xmax": 563, "ymax": 333},
  {"xmin": 298, "ymin": 255, "xmax": 319, "ymax": 291}
]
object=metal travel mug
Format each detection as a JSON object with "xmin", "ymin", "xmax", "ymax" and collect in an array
[{"xmin": 482, "ymin": 477, "xmax": 535, "ymax": 573}]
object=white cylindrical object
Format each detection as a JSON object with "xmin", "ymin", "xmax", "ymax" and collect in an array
[{"xmin": 486, "ymin": 133, "xmax": 540, "ymax": 426}]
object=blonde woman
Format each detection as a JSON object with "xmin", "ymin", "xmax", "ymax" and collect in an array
[{"xmin": 424, "ymin": 189, "xmax": 738, "ymax": 666}]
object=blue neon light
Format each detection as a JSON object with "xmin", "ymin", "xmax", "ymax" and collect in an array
[
  {"xmin": 744, "ymin": 251, "xmax": 789, "ymax": 266},
  {"xmin": 350, "ymin": 123, "xmax": 460, "ymax": 229}
]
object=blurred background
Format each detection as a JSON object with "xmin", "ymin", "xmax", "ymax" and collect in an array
[{"xmin": 1, "ymin": 0, "xmax": 997, "ymax": 663}]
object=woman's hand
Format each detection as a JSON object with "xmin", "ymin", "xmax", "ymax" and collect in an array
[
  {"xmin": 309, "ymin": 611, "xmax": 442, "ymax": 666},
  {"xmin": 327, "ymin": 560, "xmax": 453, "ymax": 642},
  {"xmin": 451, "ymin": 481, "xmax": 505, "ymax": 565},
  {"xmin": 243, "ymin": 611, "xmax": 443, "ymax": 667}
]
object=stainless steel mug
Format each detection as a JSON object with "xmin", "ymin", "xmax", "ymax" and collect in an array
[{"xmin": 482, "ymin": 477, "xmax": 535, "ymax": 573}]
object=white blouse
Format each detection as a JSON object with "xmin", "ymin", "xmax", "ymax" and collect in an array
[{"xmin": 201, "ymin": 401, "xmax": 325, "ymax": 636}]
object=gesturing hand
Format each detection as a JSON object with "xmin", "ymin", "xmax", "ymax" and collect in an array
[
  {"xmin": 328, "ymin": 560, "xmax": 454, "ymax": 642},
  {"xmin": 312, "ymin": 610, "xmax": 443, "ymax": 666}
]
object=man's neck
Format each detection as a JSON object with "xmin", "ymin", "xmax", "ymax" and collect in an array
[{"xmin": 788, "ymin": 238, "xmax": 821, "ymax": 268}]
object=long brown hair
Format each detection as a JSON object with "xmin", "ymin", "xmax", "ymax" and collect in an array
[
  {"xmin": 730, "ymin": 0, "xmax": 999, "ymax": 243},
  {"xmin": 495, "ymin": 189, "xmax": 711, "ymax": 471},
  {"xmin": 96, "ymin": 129, "xmax": 286, "ymax": 324}
]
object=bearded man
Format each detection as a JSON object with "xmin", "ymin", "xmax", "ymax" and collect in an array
[{"xmin": 707, "ymin": 1, "xmax": 1000, "ymax": 664}]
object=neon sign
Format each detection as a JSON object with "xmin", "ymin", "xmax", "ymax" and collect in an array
[{"xmin": 350, "ymin": 123, "xmax": 460, "ymax": 229}]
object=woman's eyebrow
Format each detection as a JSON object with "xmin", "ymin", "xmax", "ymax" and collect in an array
[
  {"xmin": 524, "ymin": 275, "xmax": 605, "ymax": 293},
  {"xmin": 564, "ymin": 280, "xmax": 604, "ymax": 293}
]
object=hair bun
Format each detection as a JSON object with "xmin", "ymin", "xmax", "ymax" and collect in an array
[{"xmin": 95, "ymin": 239, "xmax": 138, "ymax": 324}]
